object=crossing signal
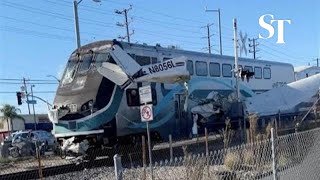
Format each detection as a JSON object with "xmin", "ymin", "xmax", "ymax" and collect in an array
[{"xmin": 16, "ymin": 92, "xmax": 22, "ymax": 105}]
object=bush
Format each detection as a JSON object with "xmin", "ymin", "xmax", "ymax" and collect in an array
[{"xmin": 224, "ymin": 151, "xmax": 241, "ymax": 170}]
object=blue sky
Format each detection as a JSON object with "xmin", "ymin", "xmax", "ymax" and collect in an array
[{"xmin": 0, "ymin": 0, "xmax": 319, "ymax": 114}]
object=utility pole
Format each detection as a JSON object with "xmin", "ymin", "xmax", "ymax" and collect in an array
[
  {"xmin": 31, "ymin": 85, "xmax": 37, "ymax": 130},
  {"xmin": 115, "ymin": 5, "xmax": 134, "ymax": 43},
  {"xmin": 314, "ymin": 58, "xmax": 319, "ymax": 67},
  {"xmin": 201, "ymin": 23, "xmax": 214, "ymax": 54},
  {"xmin": 205, "ymin": 8, "xmax": 222, "ymax": 55},
  {"xmin": 249, "ymin": 38, "xmax": 259, "ymax": 59},
  {"xmin": 23, "ymin": 78, "xmax": 31, "ymax": 115}
]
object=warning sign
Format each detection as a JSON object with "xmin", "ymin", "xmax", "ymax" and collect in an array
[
  {"xmin": 139, "ymin": 85, "xmax": 152, "ymax": 104},
  {"xmin": 140, "ymin": 104, "xmax": 153, "ymax": 122}
]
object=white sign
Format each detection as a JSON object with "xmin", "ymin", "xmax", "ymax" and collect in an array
[
  {"xmin": 140, "ymin": 104, "xmax": 153, "ymax": 122},
  {"xmin": 139, "ymin": 85, "xmax": 152, "ymax": 104}
]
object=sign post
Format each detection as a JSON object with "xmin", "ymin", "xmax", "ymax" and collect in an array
[{"xmin": 139, "ymin": 85, "xmax": 154, "ymax": 180}]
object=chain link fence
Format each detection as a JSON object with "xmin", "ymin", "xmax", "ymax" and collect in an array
[
  {"xmin": 0, "ymin": 126, "xmax": 319, "ymax": 179},
  {"xmin": 118, "ymin": 126, "xmax": 320, "ymax": 180}
]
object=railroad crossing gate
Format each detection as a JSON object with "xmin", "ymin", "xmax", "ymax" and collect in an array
[{"xmin": 140, "ymin": 104, "xmax": 153, "ymax": 122}]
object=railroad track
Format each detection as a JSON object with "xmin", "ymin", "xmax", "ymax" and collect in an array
[{"xmin": 0, "ymin": 157, "xmax": 114, "ymax": 180}]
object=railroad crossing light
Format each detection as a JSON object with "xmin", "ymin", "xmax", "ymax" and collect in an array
[{"xmin": 16, "ymin": 92, "xmax": 22, "ymax": 105}]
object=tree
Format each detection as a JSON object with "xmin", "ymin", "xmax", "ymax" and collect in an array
[{"xmin": 0, "ymin": 104, "xmax": 24, "ymax": 134}]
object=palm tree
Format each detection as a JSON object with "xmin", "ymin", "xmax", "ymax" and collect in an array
[{"xmin": 0, "ymin": 104, "xmax": 24, "ymax": 134}]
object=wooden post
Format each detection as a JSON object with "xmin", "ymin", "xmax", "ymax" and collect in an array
[
  {"xmin": 36, "ymin": 142, "xmax": 43, "ymax": 180},
  {"xmin": 205, "ymin": 128, "xmax": 209, "ymax": 176}
]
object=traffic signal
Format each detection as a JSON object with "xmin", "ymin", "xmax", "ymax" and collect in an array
[{"xmin": 16, "ymin": 92, "xmax": 22, "ymax": 105}]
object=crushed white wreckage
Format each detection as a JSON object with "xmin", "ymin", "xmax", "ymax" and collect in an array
[{"xmin": 245, "ymin": 73, "xmax": 320, "ymax": 116}]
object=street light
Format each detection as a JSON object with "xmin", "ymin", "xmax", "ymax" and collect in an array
[
  {"xmin": 46, "ymin": 75, "xmax": 60, "ymax": 83},
  {"xmin": 73, "ymin": 0, "xmax": 101, "ymax": 49},
  {"xmin": 205, "ymin": 8, "xmax": 222, "ymax": 55},
  {"xmin": 30, "ymin": 85, "xmax": 37, "ymax": 130}
]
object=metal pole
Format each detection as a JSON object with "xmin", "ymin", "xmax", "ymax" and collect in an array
[
  {"xmin": 73, "ymin": 0, "xmax": 81, "ymax": 49},
  {"xmin": 31, "ymin": 85, "xmax": 37, "ymax": 130},
  {"xmin": 114, "ymin": 154, "xmax": 123, "ymax": 180},
  {"xmin": 233, "ymin": 18, "xmax": 240, "ymax": 102},
  {"xmin": 218, "ymin": 9, "xmax": 222, "ymax": 55},
  {"xmin": 124, "ymin": 9, "xmax": 130, "ymax": 43},
  {"xmin": 23, "ymin": 78, "xmax": 31, "ymax": 115},
  {"xmin": 142, "ymin": 135, "xmax": 146, "ymax": 180},
  {"xmin": 271, "ymin": 128, "xmax": 278, "ymax": 180},
  {"xmin": 233, "ymin": 18, "xmax": 243, "ymax": 142},
  {"xmin": 146, "ymin": 121, "xmax": 153, "ymax": 180},
  {"xmin": 169, "ymin": 134, "xmax": 173, "ymax": 162}
]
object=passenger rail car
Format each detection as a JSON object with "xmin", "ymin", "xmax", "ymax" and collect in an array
[{"xmin": 51, "ymin": 39, "xmax": 294, "ymax": 145}]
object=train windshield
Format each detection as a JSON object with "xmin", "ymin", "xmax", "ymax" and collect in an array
[
  {"xmin": 95, "ymin": 52, "xmax": 110, "ymax": 67},
  {"xmin": 61, "ymin": 54, "xmax": 79, "ymax": 85},
  {"xmin": 78, "ymin": 52, "xmax": 93, "ymax": 73}
]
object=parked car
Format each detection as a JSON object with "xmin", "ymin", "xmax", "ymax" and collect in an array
[{"xmin": 11, "ymin": 130, "xmax": 57, "ymax": 150}]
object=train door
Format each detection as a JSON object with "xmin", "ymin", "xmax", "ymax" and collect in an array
[{"xmin": 174, "ymin": 93, "xmax": 188, "ymax": 138}]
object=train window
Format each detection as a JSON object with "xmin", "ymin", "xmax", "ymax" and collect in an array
[
  {"xmin": 126, "ymin": 89, "xmax": 140, "ymax": 106},
  {"xmin": 129, "ymin": 53, "xmax": 136, "ymax": 60},
  {"xmin": 263, "ymin": 67, "xmax": 271, "ymax": 79},
  {"xmin": 187, "ymin": 60, "xmax": 194, "ymax": 75},
  {"xmin": 95, "ymin": 53, "xmax": 109, "ymax": 67},
  {"xmin": 209, "ymin": 63, "xmax": 220, "ymax": 77},
  {"xmin": 126, "ymin": 88, "xmax": 157, "ymax": 106},
  {"xmin": 195, "ymin": 61, "xmax": 208, "ymax": 76},
  {"xmin": 243, "ymin": 66, "xmax": 253, "ymax": 73},
  {"xmin": 222, "ymin": 64, "xmax": 232, "ymax": 77},
  {"xmin": 243, "ymin": 66, "xmax": 253, "ymax": 79},
  {"xmin": 136, "ymin": 56, "xmax": 151, "ymax": 66},
  {"xmin": 78, "ymin": 53, "xmax": 93, "ymax": 72},
  {"xmin": 151, "ymin": 57, "xmax": 158, "ymax": 64},
  {"xmin": 61, "ymin": 59, "xmax": 78, "ymax": 85},
  {"xmin": 254, "ymin": 67, "xmax": 262, "ymax": 79}
]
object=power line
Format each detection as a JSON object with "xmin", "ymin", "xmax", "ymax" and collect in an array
[
  {"xmin": 0, "ymin": 91, "xmax": 56, "ymax": 94},
  {"xmin": 260, "ymin": 43, "xmax": 308, "ymax": 63},
  {"xmin": 104, "ymin": 0, "xmax": 207, "ymax": 24},
  {"xmin": 4, "ymin": 1, "xmax": 206, "ymax": 43},
  {"xmin": 0, "ymin": 26, "xmax": 75, "ymax": 42},
  {"xmin": 0, "ymin": 82, "xmax": 58, "ymax": 85},
  {"xmin": 0, "ymin": 78, "xmax": 57, "ymax": 82}
]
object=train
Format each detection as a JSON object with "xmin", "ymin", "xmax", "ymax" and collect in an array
[{"xmin": 48, "ymin": 39, "xmax": 295, "ymax": 147}]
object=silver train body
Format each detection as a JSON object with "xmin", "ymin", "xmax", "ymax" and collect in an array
[{"xmin": 52, "ymin": 40, "xmax": 294, "ymax": 144}]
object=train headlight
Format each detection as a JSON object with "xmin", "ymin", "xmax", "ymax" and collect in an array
[
  {"xmin": 72, "ymin": 76, "xmax": 87, "ymax": 90},
  {"xmin": 88, "ymin": 100, "xmax": 94, "ymax": 109}
]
